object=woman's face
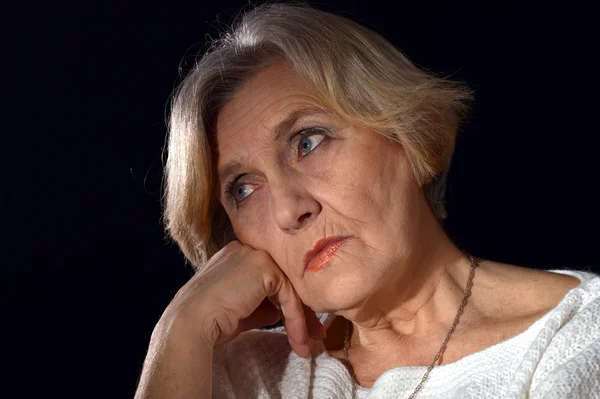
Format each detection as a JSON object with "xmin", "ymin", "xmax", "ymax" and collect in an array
[{"xmin": 215, "ymin": 60, "xmax": 427, "ymax": 312}]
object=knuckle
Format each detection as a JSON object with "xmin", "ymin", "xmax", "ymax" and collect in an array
[
  {"xmin": 225, "ymin": 240, "xmax": 243, "ymax": 250},
  {"xmin": 218, "ymin": 241, "xmax": 242, "ymax": 257},
  {"xmin": 261, "ymin": 268, "xmax": 280, "ymax": 296}
]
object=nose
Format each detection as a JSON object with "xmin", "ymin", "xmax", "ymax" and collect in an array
[{"xmin": 270, "ymin": 176, "xmax": 321, "ymax": 234}]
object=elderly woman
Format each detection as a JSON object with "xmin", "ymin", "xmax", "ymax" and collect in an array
[{"xmin": 135, "ymin": 3, "xmax": 600, "ymax": 399}]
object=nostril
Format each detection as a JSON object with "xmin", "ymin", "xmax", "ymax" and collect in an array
[{"xmin": 297, "ymin": 212, "xmax": 311, "ymax": 224}]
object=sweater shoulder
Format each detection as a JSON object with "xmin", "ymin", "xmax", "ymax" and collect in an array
[
  {"xmin": 541, "ymin": 270, "xmax": 600, "ymax": 344},
  {"xmin": 528, "ymin": 272, "xmax": 600, "ymax": 396}
]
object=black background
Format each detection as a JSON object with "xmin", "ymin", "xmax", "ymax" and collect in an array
[{"xmin": 13, "ymin": 1, "xmax": 599, "ymax": 397}]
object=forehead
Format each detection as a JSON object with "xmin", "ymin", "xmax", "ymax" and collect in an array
[{"xmin": 216, "ymin": 61, "xmax": 322, "ymax": 152}]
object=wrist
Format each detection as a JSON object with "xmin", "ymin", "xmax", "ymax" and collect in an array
[{"xmin": 157, "ymin": 306, "xmax": 219, "ymax": 349}]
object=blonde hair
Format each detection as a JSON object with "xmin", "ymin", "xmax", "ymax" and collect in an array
[{"xmin": 164, "ymin": 2, "xmax": 473, "ymax": 269}]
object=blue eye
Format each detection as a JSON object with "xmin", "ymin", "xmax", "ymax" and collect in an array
[
  {"xmin": 299, "ymin": 132, "xmax": 326, "ymax": 156},
  {"xmin": 233, "ymin": 184, "xmax": 254, "ymax": 202}
]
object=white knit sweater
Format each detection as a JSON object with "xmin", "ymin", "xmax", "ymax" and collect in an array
[{"xmin": 212, "ymin": 270, "xmax": 600, "ymax": 398}]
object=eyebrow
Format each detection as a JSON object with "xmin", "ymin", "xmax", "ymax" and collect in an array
[{"xmin": 217, "ymin": 107, "xmax": 329, "ymax": 184}]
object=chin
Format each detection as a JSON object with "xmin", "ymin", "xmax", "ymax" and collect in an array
[{"xmin": 304, "ymin": 269, "xmax": 377, "ymax": 314}]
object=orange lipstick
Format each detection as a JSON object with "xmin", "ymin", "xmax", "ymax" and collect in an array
[{"xmin": 304, "ymin": 236, "xmax": 348, "ymax": 272}]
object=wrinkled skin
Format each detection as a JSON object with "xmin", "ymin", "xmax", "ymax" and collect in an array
[{"xmin": 216, "ymin": 59, "xmax": 431, "ymax": 319}]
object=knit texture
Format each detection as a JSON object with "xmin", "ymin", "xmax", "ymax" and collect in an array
[{"xmin": 212, "ymin": 270, "xmax": 600, "ymax": 398}]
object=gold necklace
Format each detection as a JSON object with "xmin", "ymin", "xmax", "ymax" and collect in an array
[{"xmin": 342, "ymin": 254, "xmax": 478, "ymax": 399}]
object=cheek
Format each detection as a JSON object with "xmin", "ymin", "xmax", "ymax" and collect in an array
[
  {"xmin": 325, "ymin": 135, "xmax": 421, "ymax": 248},
  {"xmin": 231, "ymin": 203, "xmax": 297, "ymax": 278},
  {"xmin": 359, "ymin": 140, "xmax": 417, "ymax": 213},
  {"xmin": 322, "ymin": 138, "xmax": 398, "ymax": 212},
  {"xmin": 229, "ymin": 190, "xmax": 300, "ymax": 272},
  {"xmin": 230, "ymin": 193, "xmax": 272, "ymax": 247},
  {"xmin": 370, "ymin": 155, "xmax": 423, "ymax": 257}
]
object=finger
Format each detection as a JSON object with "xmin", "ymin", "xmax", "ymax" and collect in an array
[
  {"xmin": 303, "ymin": 304, "xmax": 326, "ymax": 340},
  {"xmin": 269, "ymin": 279, "xmax": 310, "ymax": 358}
]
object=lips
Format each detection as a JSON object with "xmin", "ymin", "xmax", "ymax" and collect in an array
[{"xmin": 304, "ymin": 236, "xmax": 349, "ymax": 272}]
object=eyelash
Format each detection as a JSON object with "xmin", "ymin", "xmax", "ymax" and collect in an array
[
  {"xmin": 294, "ymin": 127, "xmax": 328, "ymax": 157},
  {"xmin": 224, "ymin": 180, "xmax": 239, "ymax": 205},
  {"xmin": 224, "ymin": 127, "xmax": 331, "ymax": 206}
]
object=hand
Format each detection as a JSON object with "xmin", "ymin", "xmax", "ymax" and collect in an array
[{"xmin": 159, "ymin": 240, "xmax": 326, "ymax": 358}]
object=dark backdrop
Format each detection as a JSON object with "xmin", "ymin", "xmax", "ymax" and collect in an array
[{"xmin": 14, "ymin": 1, "xmax": 599, "ymax": 397}]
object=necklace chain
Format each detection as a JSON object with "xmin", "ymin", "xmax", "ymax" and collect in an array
[{"xmin": 342, "ymin": 254, "xmax": 478, "ymax": 399}]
